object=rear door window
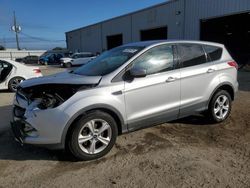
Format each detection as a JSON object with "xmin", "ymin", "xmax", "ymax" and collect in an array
[
  {"xmin": 177, "ymin": 44, "xmax": 207, "ymax": 68},
  {"xmin": 203, "ymin": 45, "xmax": 223, "ymax": 62}
]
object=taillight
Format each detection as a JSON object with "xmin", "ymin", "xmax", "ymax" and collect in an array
[
  {"xmin": 228, "ymin": 61, "xmax": 238, "ymax": 69},
  {"xmin": 33, "ymin": 69, "xmax": 41, "ymax": 74}
]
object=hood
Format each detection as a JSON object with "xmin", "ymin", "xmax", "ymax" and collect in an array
[{"xmin": 20, "ymin": 71, "xmax": 102, "ymax": 88}]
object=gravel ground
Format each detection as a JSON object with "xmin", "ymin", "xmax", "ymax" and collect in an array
[{"xmin": 0, "ymin": 66, "xmax": 249, "ymax": 188}]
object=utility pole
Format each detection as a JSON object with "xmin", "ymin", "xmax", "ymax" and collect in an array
[{"xmin": 12, "ymin": 11, "xmax": 21, "ymax": 50}]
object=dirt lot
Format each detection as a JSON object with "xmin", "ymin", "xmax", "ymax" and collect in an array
[{"xmin": 0, "ymin": 66, "xmax": 249, "ymax": 188}]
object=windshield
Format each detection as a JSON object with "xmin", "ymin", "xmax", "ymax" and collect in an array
[
  {"xmin": 73, "ymin": 46, "xmax": 144, "ymax": 76},
  {"xmin": 71, "ymin": 54, "xmax": 78, "ymax": 59}
]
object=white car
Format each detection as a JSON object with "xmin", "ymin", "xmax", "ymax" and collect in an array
[
  {"xmin": 0, "ymin": 59, "xmax": 42, "ymax": 92},
  {"xmin": 60, "ymin": 52, "xmax": 95, "ymax": 67}
]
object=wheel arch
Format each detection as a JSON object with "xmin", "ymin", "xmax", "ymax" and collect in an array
[
  {"xmin": 62, "ymin": 104, "xmax": 126, "ymax": 149},
  {"xmin": 207, "ymin": 82, "xmax": 235, "ymax": 108},
  {"xmin": 7, "ymin": 76, "xmax": 26, "ymax": 90}
]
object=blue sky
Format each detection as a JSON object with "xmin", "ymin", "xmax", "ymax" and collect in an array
[{"xmin": 0, "ymin": 0, "xmax": 166, "ymax": 50}]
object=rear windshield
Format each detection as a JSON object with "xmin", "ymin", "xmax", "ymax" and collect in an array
[{"xmin": 73, "ymin": 46, "xmax": 144, "ymax": 76}]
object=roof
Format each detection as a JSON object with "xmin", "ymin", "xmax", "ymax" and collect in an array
[
  {"xmin": 66, "ymin": 0, "xmax": 176, "ymax": 34},
  {"xmin": 123, "ymin": 40, "xmax": 169, "ymax": 47},
  {"xmin": 123, "ymin": 40, "xmax": 224, "ymax": 47}
]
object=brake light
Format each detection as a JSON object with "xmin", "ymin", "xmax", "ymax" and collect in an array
[
  {"xmin": 228, "ymin": 61, "xmax": 238, "ymax": 69},
  {"xmin": 33, "ymin": 69, "xmax": 41, "ymax": 74}
]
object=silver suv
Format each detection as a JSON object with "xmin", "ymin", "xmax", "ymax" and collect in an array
[{"xmin": 12, "ymin": 40, "xmax": 238, "ymax": 160}]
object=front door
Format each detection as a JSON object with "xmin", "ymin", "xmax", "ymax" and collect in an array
[{"xmin": 124, "ymin": 44, "xmax": 181, "ymax": 131}]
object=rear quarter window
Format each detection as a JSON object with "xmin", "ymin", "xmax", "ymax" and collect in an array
[{"xmin": 203, "ymin": 45, "xmax": 223, "ymax": 62}]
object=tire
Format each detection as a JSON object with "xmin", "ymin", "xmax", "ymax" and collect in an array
[
  {"xmin": 67, "ymin": 111, "xmax": 118, "ymax": 161},
  {"xmin": 65, "ymin": 62, "xmax": 72, "ymax": 68},
  {"xmin": 8, "ymin": 77, "xmax": 25, "ymax": 92},
  {"xmin": 207, "ymin": 90, "xmax": 232, "ymax": 123}
]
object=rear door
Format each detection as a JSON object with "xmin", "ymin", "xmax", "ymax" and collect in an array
[
  {"xmin": 177, "ymin": 43, "xmax": 220, "ymax": 117},
  {"xmin": 124, "ymin": 44, "xmax": 181, "ymax": 130},
  {"xmin": 0, "ymin": 60, "xmax": 13, "ymax": 83},
  {"xmin": 74, "ymin": 54, "xmax": 92, "ymax": 65}
]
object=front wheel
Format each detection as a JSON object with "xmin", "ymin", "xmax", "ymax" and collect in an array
[
  {"xmin": 8, "ymin": 77, "xmax": 25, "ymax": 92},
  {"xmin": 67, "ymin": 111, "xmax": 118, "ymax": 161},
  {"xmin": 207, "ymin": 90, "xmax": 232, "ymax": 123},
  {"xmin": 65, "ymin": 62, "xmax": 72, "ymax": 68}
]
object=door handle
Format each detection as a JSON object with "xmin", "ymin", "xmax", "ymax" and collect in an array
[
  {"xmin": 207, "ymin": 68, "xmax": 215, "ymax": 73},
  {"xmin": 166, "ymin": 77, "xmax": 177, "ymax": 82}
]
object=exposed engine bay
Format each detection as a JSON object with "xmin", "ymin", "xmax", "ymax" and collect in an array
[{"xmin": 16, "ymin": 84, "xmax": 96, "ymax": 110}]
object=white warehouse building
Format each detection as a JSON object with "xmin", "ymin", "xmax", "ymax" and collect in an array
[{"xmin": 65, "ymin": 0, "xmax": 250, "ymax": 64}]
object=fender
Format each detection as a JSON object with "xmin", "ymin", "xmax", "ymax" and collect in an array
[
  {"xmin": 60, "ymin": 103, "xmax": 126, "ymax": 148},
  {"xmin": 206, "ymin": 81, "xmax": 235, "ymax": 109}
]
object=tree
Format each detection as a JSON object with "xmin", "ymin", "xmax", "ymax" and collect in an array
[
  {"xmin": 52, "ymin": 47, "xmax": 66, "ymax": 51},
  {"xmin": 0, "ymin": 45, "xmax": 5, "ymax": 50}
]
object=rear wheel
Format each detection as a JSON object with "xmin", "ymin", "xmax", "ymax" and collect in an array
[
  {"xmin": 207, "ymin": 90, "xmax": 232, "ymax": 123},
  {"xmin": 8, "ymin": 77, "xmax": 25, "ymax": 92},
  {"xmin": 67, "ymin": 111, "xmax": 118, "ymax": 161}
]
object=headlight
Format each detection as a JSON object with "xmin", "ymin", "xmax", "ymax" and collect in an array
[{"xmin": 37, "ymin": 93, "xmax": 64, "ymax": 109}]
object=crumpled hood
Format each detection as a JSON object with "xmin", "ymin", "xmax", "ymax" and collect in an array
[{"xmin": 20, "ymin": 71, "xmax": 102, "ymax": 88}]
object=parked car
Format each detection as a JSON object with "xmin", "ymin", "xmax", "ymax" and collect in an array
[
  {"xmin": 0, "ymin": 59, "xmax": 42, "ymax": 92},
  {"xmin": 15, "ymin": 55, "xmax": 39, "ymax": 64},
  {"xmin": 39, "ymin": 53, "xmax": 64, "ymax": 65},
  {"xmin": 60, "ymin": 52, "xmax": 96, "ymax": 67},
  {"xmin": 12, "ymin": 40, "xmax": 238, "ymax": 161}
]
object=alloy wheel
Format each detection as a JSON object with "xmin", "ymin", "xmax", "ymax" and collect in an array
[
  {"xmin": 78, "ymin": 119, "xmax": 112, "ymax": 154},
  {"xmin": 213, "ymin": 95, "xmax": 230, "ymax": 120},
  {"xmin": 10, "ymin": 78, "xmax": 24, "ymax": 91}
]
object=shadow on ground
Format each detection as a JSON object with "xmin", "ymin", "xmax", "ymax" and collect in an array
[{"xmin": 238, "ymin": 70, "xmax": 250, "ymax": 91}]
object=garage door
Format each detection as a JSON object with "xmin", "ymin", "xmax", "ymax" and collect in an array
[
  {"xmin": 140, "ymin": 27, "xmax": 168, "ymax": 41},
  {"xmin": 200, "ymin": 12, "xmax": 250, "ymax": 65},
  {"xmin": 107, "ymin": 34, "xmax": 123, "ymax": 50}
]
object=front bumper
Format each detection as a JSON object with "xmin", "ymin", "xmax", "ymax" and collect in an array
[
  {"xmin": 11, "ymin": 93, "xmax": 69, "ymax": 150},
  {"xmin": 11, "ymin": 120, "xmax": 24, "ymax": 145}
]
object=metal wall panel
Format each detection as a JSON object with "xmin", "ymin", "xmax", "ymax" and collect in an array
[
  {"xmin": 101, "ymin": 15, "xmax": 132, "ymax": 50},
  {"xmin": 131, "ymin": 0, "xmax": 184, "ymax": 41},
  {"xmin": 66, "ymin": 30, "xmax": 81, "ymax": 52},
  {"xmin": 80, "ymin": 24, "xmax": 102, "ymax": 53}
]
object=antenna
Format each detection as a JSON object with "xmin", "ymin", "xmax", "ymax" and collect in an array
[{"xmin": 11, "ymin": 11, "xmax": 21, "ymax": 50}]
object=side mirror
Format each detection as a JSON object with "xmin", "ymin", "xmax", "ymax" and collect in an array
[{"xmin": 129, "ymin": 67, "xmax": 147, "ymax": 78}]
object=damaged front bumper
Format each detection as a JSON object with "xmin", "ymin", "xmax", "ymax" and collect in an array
[
  {"xmin": 11, "ymin": 120, "xmax": 24, "ymax": 145},
  {"xmin": 11, "ymin": 92, "xmax": 69, "ymax": 150}
]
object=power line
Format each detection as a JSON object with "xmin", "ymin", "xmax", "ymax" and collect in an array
[{"xmin": 19, "ymin": 32, "xmax": 65, "ymax": 42}]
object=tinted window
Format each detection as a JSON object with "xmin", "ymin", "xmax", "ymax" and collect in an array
[
  {"xmin": 79, "ymin": 54, "xmax": 92, "ymax": 58},
  {"xmin": 203, "ymin": 45, "xmax": 222, "ymax": 62},
  {"xmin": 73, "ymin": 46, "xmax": 144, "ymax": 76},
  {"xmin": 72, "ymin": 54, "xmax": 79, "ymax": 59},
  {"xmin": 177, "ymin": 44, "xmax": 207, "ymax": 68},
  {"xmin": 0, "ymin": 60, "xmax": 13, "ymax": 70},
  {"xmin": 132, "ymin": 45, "xmax": 174, "ymax": 75}
]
